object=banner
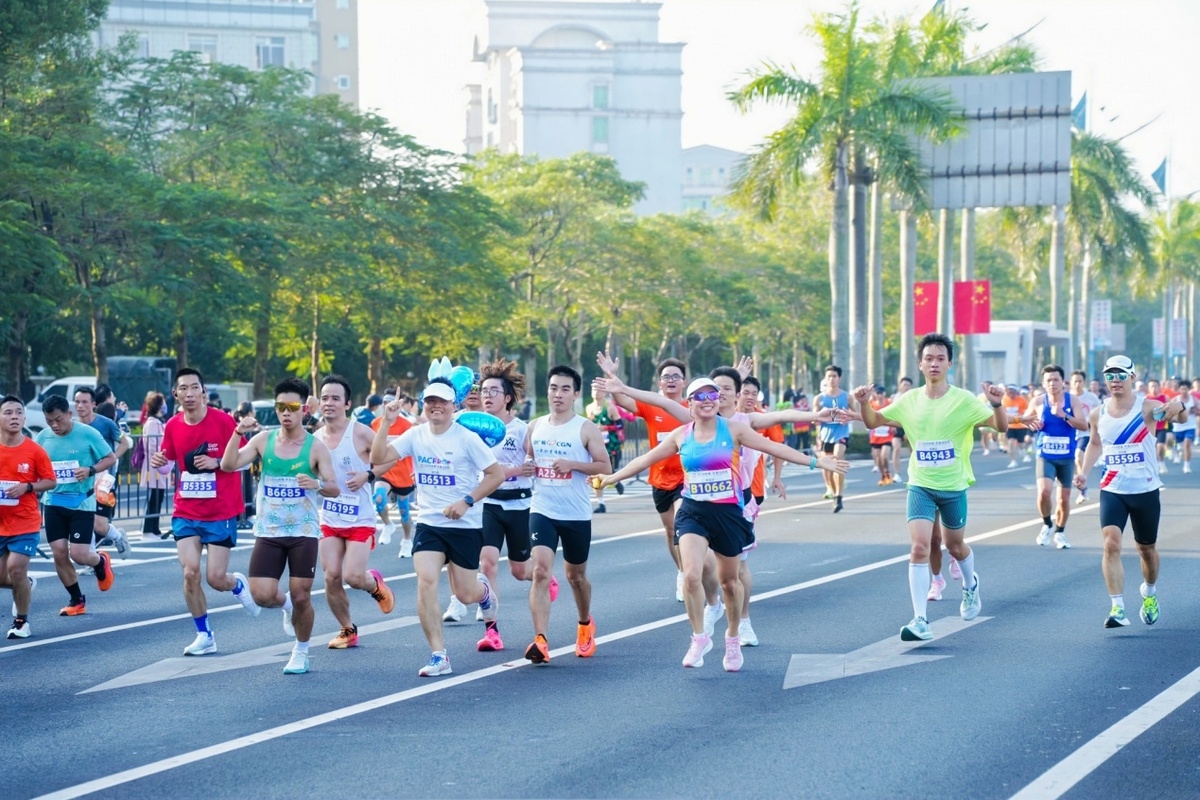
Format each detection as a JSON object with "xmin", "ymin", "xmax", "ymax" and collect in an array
[
  {"xmin": 1090, "ymin": 300, "xmax": 1112, "ymax": 349},
  {"xmin": 1170, "ymin": 317, "xmax": 1188, "ymax": 358},
  {"xmin": 914, "ymin": 281, "xmax": 939, "ymax": 336},
  {"xmin": 1153, "ymin": 317, "xmax": 1165, "ymax": 358},
  {"xmin": 953, "ymin": 280, "xmax": 991, "ymax": 334}
]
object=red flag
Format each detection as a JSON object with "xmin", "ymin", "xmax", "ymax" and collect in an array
[
  {"xmin": 954, "ymin": 279, "xmax": 991, "ymax": 334},
  {"xmin": 914, "ymin": 281, "xmax": 939, "ymax": 335}
]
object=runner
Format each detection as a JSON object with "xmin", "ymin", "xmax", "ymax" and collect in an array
[
  {"xmin": 597, "ymin": 353, "xmax": 690, "ymax": 602},
  {"xmin": 35, "ymin": 395, "xmax": 118, "ymax": 616},
  {"xmin": 736, "ymin": 375, "xmax": 783, "ymax": 647},
  {"xmin": 73, "ymin": 388, "xmax": 130, "ymax": 557},
  {"xmin": 369, "ymin": 378, "xmax": 505, "ymax": 677},
  {"xmin": 1070, "ymin": 370, "xmax": 1103, "ymax": 503},
  {"xmin": 0, "ymin": 396, "xmax": 57, "ymax": 638},
  {"xmin": 891, "ymin": 376, "xmax": 913, "ymax": 481},
  {"xmin": 1021, "ymin": 365, "xmax": 1088, "ymax": 550},
  {"xmin": 599, "ymin": 377, "xmax": 849, "ymax": 671},
  {"xmin": 584, "ymin": 385, "xmax": 628, "ymax": 513},
  {"xmin": 314, "ymin": 375, "xmax": 396, "ymax": 651},
  {"xmin": 1145, "ymin": 380, "xmax": 1170, "ymax": 474},
  {"xmin": 854, "ymin": 333, "xmax": 1008, "ymax": 642},
  {"xmin": 221, "ymin": 378, "xmax": 341, "ymax": 675},
  {"xmin": 1074, "ymin": 356, "xmax": 1186, "ymax": 629},
  {"xmin": 522, "ymin": 366, "xmax": 610, "ymax": 665},
  {"xmin": 868, "ymin": 385, "xmax": 895, "ymax": 485},
  {"xmin": 370, "ymin": 397, "xmax": 416, "ymax": 557},
  {"xmin": 1175, "ymin": 382, "xmax": 1196, "ymax": 474},
  {"xmin": 150, "ymin": 369, "xmax": 260, "ymax": 654},
  {"xmin": 1001, "ymin": 385, "xmax": 1030, "ymax": 469},
  {"xmin": 814, "ymin": 365, "xmax": 855, "ymax": 512}
]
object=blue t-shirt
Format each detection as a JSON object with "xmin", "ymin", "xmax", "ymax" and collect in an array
[
  {"xmin": 35, "ymin": 423, "xmax": 112, "ymax": 512},
  {"xmin": 87, "ymin": 415, "xmax": 123, "ymax": 476},
  {"xmin": 817, "ymin": 390, "xmax": 851, "ymax": 443}
]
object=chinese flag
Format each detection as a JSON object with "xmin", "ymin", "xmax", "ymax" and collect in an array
[
  {"xmin": 914, "ymin": 281, "xmax": 939, "ymax": 335},
  {"xmin": 954, "ymin": 279, "xmax": 991, "ymax": 334}
]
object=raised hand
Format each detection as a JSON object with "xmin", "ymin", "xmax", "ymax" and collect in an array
[{"xmin": 596, "ymin": 350, "xmax": 619, "ymax": 377}]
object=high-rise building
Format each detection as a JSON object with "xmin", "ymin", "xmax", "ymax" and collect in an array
[
  {"xmin": 465, "ymin": 0, "xmax": 684, "ymax": 215},
  {"xmin": 97, "ymin": 0, "xmax": 359, "ymax": 108}
]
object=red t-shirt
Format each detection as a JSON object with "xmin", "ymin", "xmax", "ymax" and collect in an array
[
  {"xmin": 0, "ymin": 438, "xmax": 55, "ymax": 535},
  {"xmin": 160, "ymin": 408, "xmax": 244, "ymax": 521},
  {"xmin": 636, "ymin": 400, "xmax": 686, "ymax": 490},
  {"xmin": 371, "ymin": 416, "xmax": 414, "ymax": 489}
]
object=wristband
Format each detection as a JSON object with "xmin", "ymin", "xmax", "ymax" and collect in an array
[
  {"xmin": 990, "ymin": 403, "xmax": 1002, "ymax": 409},
  {"xmin": 26, "ymin": 482, "xmax": 34, "ymax": 495},
  {"xmin": 366, "ymin": 470, "xmax": 376, "ymax": 482},
  {"xmin": 809, "ymin": 455, "xmax": 818, "ymax": 470}
]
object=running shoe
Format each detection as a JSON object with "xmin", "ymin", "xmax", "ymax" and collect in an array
[
  {"xmin": 379, "ymin": 523, "xmax": 394, "ymax": 546},
  {"xmin": 1036, "ymin": 524, "xmax": 1053, "ymax": 547},
  {"xmin": 475, "ymin": 606, "xmax": 484, "ymax": 621},
  {"xmin": 738, "ymin": 618, "xmax": 759, "ymax": 647},
  {"xmin": 12, "ymin": 575, "xmax": 35, "ymax": 617},
  {"xmin": 525, "ymin": 635, "xmax": 550, "ymax": 664},
  {"xmin": 949, "ymin": 558, "xmax": 962, "ymax": 582},
  {"xmin": 443, "ymin": 596, "xmax": 468, "ymax": 622},
  {"xmin": 549, "ymin": 575, "xmax": 560, "ymax": 603},
  {"xmin": 7, "ymin": 618, "xmax": 30, "ymax": 639},
  {"xmin": 575, "ymin": 616, "xmax": 596, "ymax": 658},
  {"xmin": 723, "ymin": 634, "xmax": 743, "ymax": 672},
  {"xmin": 1053, "ymin": 531, "xmax": 1071, "ymax": 550},
  {"xmin": 615, "ymin": 482, "xmax": 625, "ymax": 495},
  {"xmin": 282, "ymin": 593, "xmax": 295, "ymax": 637},
  {"xmin": 328, "ymin": 625, "xmax": 359, "ymax": 649},
  {"xmin": 184, "ymin": 632, "xmax": 216, "ymax": 656},
  {"xmin": 833, "ymin": 497, "xmax": 844, "ymax": 514},
  {"xmin": 822, "ymin": 490, "xmax": 834, "ymax": 500},
  {"xmin": 1105, "ymin": 606, "xmax": 1130, "ymax": 628},
  {"xmin": 595, "ymin": 502, "xmax": 606, "ymax": 514},
  {"xmin": 1140, "ymin": 594, "xmax": 1160, "ymax": 625},
  {"xmin": 477, "ymin": 574, "xmax": 497, "ymax": 622},
  {"xmin": 702, "ymin": 600, "xmax": 724, "ymax": 637},
  {"xmin": 675, "ymin": 571, "xmax": 685, "ymax": 603},
  {"xmin": 1022, "ymin": 454, "xmax": 1031, "ymax": 464},
  {"xmin": 900, "ymin": 616, "xmax": 932, "ymax": 641},
  {"xmin": 871, "ymin": 464, "xmax": 879, "ymax": 473},
  {"xmin": 477, "ymin": 627, "xmax": 504, "ymax": 652},
  {"xmin": 893, "ymin": 474, "xmax": 904, "ymax": 484},
  {"xmin": 106, "ymin": 528, "xmax": 129, "ymax": 557},
  {"xmin": 1184, "ymin": 463, "xmax": 1192, "ymax": 474},
  {"xmin": 1075, "ymin": 489, "xmax": 1088, "ymax": 505},
  {"xmin": 1158, "ymin": 462, "xmax": 1167, "ymax": 475},
  {"xmin": 1007, "ymin": 460, "xmax": 1017, "ymax": 470},
  {"xmin": 95, "ymin": 552, "xmax": 114, "ymax": 592},
  {"xmin": 418, "ymin": 652, "xmax": 452, "ymax": 677},
  {"xmin": 369, "ymin": 569, "xmax": 394, "ymax": 614},
  {"xmin": 927, "ymin": 574, "xmax": 946, "ymax": 602},
  {"xmin": 232, "ymin": 572, "xmax": 260, "ymax": 617},
  {"xmin": 398, "ymin": 538, "xmax": 413, "ymax": 558},
  {"xmin": 960, "ymin": 574, "xmax": 982, "ymax": 621},
  {"xmin": 59, "ymin": 598, "xmax": 86, "ymax": 617},
  {"xmin": 283, "ymin": 651, "xmax": 310, "ymax": 675},
  {"xmin": 682, "ymin": 633, "xmax": 712, "ymax": 668}
]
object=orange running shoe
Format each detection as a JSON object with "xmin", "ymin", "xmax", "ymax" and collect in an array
[
  {"xmin": 328, "ymin": 625, "xmax": 359, "ymax": 649},
  {"xmin": 96, "ymin": 552, "xmax": 114, "ymax": 592},
  {"xmin": 59, "ymin": 599, "xmax": 87, "ymax": 616},
  {"xmin": 575, "ymin": 616, "xmax": 596, "ymax": 658},
  {"xmin": 524, "ymin": 634, "xmax": 550, "ymax": 664},
  {"xmin": 368, "ymin": 569, "xmax": 394, "ymax": 614}
]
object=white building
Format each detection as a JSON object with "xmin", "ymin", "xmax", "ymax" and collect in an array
[
  {"xmin": 681, "ymin": 144, "xmax": 743, "ymax": 214},
  {"xmin": 465, "ymin": 0, "xmax": 684, "ymax": 215},
  {"xmin": 97, "ymin": 0, "xmax": 360, "ymax": 108}
]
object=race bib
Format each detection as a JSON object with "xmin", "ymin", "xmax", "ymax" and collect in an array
[
  {"xmin": 914, "ymin": 440, "xmax": 955, "ymax": 467},
  {"xmin": 52, "ymin": 460, "xmax": 80, "ymax": 484},
  {"xmin": 687, "ymin": 468, "xmax": 735, "ymax": 501},
  {"xmin": 417, "ymin": 471, "xmax": 456, "ymax": 487},
  {"xmin": 180, "ymin": 471, "xmax": 217, "ymax": 499},
  {"xmin": 263, "ymin": 476, "xmax": 304, "ymax": 499},
  {"xmin": 1040, "ymin": 436, "xmax": 1071, "ymax": 456},
  {"xmin": 322, "ymin": 493, "xmax": 361, "ymax": 520},
  {"xmin": 0, "ymin": 481, "xmax": 18, "ymax": 506},
  {"xmin": 535, "ymin": 459, "xmax": 569, "ymax": 484},
  {"xmin": 1103, "ymin": 443, "xmax": 1145, "ymax": 471}
]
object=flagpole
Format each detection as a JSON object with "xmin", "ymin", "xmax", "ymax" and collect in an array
[{"xmin": 1162, "ymin": 147, "xmax": 1171, "ymax": 379}]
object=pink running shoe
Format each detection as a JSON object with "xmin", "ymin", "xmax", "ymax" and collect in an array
[
  {"xmin": 722, "ymin": 634, "xmax": 743, "ymax": 672},
  {"xmin": 549, "ymin": 575, "xmax": 560, "ymax": 603},
  {"xmin": 477, "ymin": 627, "xmax": 504, "ymax": 652},
  {"xmin": 682, "ymin": 633, "xmax": 712, "ymax": 668},
  {"xmin": 949, "ymin": 558, "xmax": 963, "ymax": 582},
  {"xmin": 927, "ymin": 573, "xmax": 946, "ymax": 602}
]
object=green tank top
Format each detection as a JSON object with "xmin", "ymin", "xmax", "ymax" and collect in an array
[
  {"xmin": 256, "ymin": 431, "xmax": 320, "ymax": 538},
  {"xmin": 261, "ymin": 430, "xmax": 315, "ymax": 479}
]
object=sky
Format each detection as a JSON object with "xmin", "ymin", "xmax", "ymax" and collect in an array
[{"xmin": 358, "ymin": 0, "xmax": 1200, "ymax": 199}]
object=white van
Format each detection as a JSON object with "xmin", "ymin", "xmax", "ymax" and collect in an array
[{"xmin": 24, "ymin": 377, "xmax": 97, "ymax": 435}]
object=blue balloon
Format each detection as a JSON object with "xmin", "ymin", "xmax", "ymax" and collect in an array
[
  {"xmin": 457, "ymin": 411, "xmax": 506, "ymax": 448},
  {"xmin": 449, "ymin": 365, "xmax": 475, "ymax": 404}
]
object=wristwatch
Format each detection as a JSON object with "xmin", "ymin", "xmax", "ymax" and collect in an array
[{"xmin": 463, "ymin": 495, "xmax": 475, "ymax": 507}]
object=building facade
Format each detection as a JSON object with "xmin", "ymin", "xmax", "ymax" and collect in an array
[
  {"xmin": 97, "ymin": 0, "xmax": 359, "ymax": 107},
  {"xmin": 681, "ymin": 144, "xmax": 743, "ymax": 214},
  {"xmin": 465, "ymin": 0, "xmax": 684, "ymax": 215}
]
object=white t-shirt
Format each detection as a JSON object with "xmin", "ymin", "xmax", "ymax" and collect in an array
[
  {"xmin": 484, "ymin": 417, "xmax": 532, "ymax": 511},
  {"xmin": 388, "ymin": 422, "xmax": 498, "ymax": 529}
]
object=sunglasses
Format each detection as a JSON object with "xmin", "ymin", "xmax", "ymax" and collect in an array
[
  {"xmin": 690, "ymin": 390, "xmax": 720, "ymax": 403},
  {"xmin": 275, "ymin": 401, "xmax": 303, "ymax": 413},
  {"xmin": 1103, "ymin": 372, "xmax": 1131, "ymax": 382}
]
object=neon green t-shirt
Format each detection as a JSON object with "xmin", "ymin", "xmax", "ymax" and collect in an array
[{"xmin": 880, "ymin": 384, "xmax": 994, "ymax": 491}]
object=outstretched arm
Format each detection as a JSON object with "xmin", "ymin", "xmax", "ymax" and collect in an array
[
  {"xmin": 599, "ymin": 431, "xmax": 682, "ymax": 487},
  {"xmin": 593, "ymin": 376, "xmax": 688, "ymax": 422},
  {"xmin": 730, "ymin": 421, "xmax": 849, "ymax": 474}
]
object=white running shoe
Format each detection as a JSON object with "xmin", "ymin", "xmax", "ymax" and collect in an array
[
  {"xmin": 11, "ymin": 575, "xmax": 35, "ymax": 617},
  {"xmin": 184, "ymin": 632, "xmax": 216, "ymax": 656},
  {"xmin": 675, "ymin": 571, "xmax": 685, "ymax": 602},
  {"xmin": 283, "ymin": 650, "xmax": 310, "ymax": 675},
  {"xmin": 1158, "ymin": 462, "xmax": 1167, "ymax": 475},
  {"xmin": 232, "ymin": 572, "xmax": 260, "ymax": 617},
  {"xmin": 107, "ymin": 528, "xmax": 129, "ymax": 557},
  {"xmin": 1054, "ymin": 531, "xmax": 1071, "ymax": 549},
  {"xmin": 900, "ymin": 616, "xmax": 932, "ymax": 641},
  {"xmin": 1036, "ymin": 524, "xmax": 1053, "ymax": 547},
  {"xmin": 398, "ymin": 538, "xmax": 413, "ymax": 558},
  {"xmin": 1022, "ymin": 453, "xmax": 1031, "ymax": 464},
  {"xmin": 961, "ymin": 574, "xmax": 982, "ymax": 621},
  {"xmin": 282, "ymin": 593, "xmax": 295, "ymax": 637},
  {"xmin": 1007, "ymin": 460, "xmax": 1017, "ymax": 470},
  {"xmin": 682, "ymin": 633, "xmax": 712, "ymax": 668},
  {"xmin": 6, "ymin": 618, "xmax": 30, "ymax": 639},
  {"xmin": 1184, "ymin": 463, "xmax": 1192, "ymax": 474},
  {"xmin": 379, "ymin": 523, "xmax": 395, "ymax": 546},
  {"xmin": 738, "ymin": 618, "xmax": 759, "ymax": 647},
  {"xmin": 702, "ymin": 600, "xmax": 724, "ymax": 637},
  {"xmin": 419, "ymin": 652, "xmax": 452, "ymax": 677},
  {"xmin": 443, "ymin": 596, "xmax": 468, "ymax": 623}
]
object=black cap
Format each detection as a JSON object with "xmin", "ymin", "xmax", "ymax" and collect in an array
[
  {"xmin": 366, "ymin": 394, "xmax": 384, "ymax": 408},
  {"xmin": 207, "ymin": 391, "xmax": 220, "ymax": 401}
]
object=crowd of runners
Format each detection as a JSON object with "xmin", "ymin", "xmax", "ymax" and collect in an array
[{"xmin": 0, "ymin": 334, "xmax": 1190, "ymax": 672}]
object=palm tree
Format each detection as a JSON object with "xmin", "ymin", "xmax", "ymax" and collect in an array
[
  {"xmin": 729, "ymin": 2, "xmax": 960, "ymax": 387},
  {"xmin": 1149, "ymin": 197, "xmax": 1200, "ymax": 375}
]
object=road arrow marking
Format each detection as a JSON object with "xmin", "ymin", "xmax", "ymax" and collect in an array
[
  {"xmin": 783, "ymin": 616, "xmax": 991, "ymax": 689},
  {"xmin": 78, "ymin": 616, "xmax": 420, "ymax": 694}
]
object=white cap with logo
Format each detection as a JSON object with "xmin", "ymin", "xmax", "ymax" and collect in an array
[{"xmin": 1102, "ymin": 355, "xmax": 1135, "ymax": 375}]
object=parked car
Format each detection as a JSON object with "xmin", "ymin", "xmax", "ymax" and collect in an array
[
  {"xmin": 251, "ymin": 400, "xmax": 280, "ymax": 429},
  {"xmin": 23, "ymin": 356, "xmax": 176, "ymax": 434}
]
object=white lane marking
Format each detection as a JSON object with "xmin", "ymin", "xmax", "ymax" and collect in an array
[
  {"xmin": 1008, "ymin": 663, "xmax": 1200, "ymax": 800},
  {"xmin": 36, "ymin": 510, "xmax": 1080, "ymax": 799}
]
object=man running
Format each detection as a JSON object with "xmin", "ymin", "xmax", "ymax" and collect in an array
[
  {"xmin": 370, "ymin": 378, "xmax": 505, "ymax": 677},
  {"xmin": 855, "ymin": 333, "xmax": 1008, "ymax": 642},
  {"xmin": 73, "ymin": 388, "xmax": 130, "ymax": 557},
  {"xmin": 523, "ymin": 366, "xmax": 611, "ymax": 664},
  {"xmin": 815, "ymin": 365, "xmax": 855, "ymax": 512},
  {"xmin": 1145, "ymin": 380, "xmax": 1170, "ymax": 474},
  {"xmin": 1001, "ymin": 385, "xmax": 1031, "ymax": 469},
  {"xmin": 1074, "ymin": 356, "xmax": 1186, "ymax": 629},
  {"xmin": 222, "ymin": 379, "xmax": 340, "ymax": 675},
  {"xmin": 0, "ymin": 396, "xmax": 57, "ymax": 638},
  {"xmin": 313, "ymin": 375, "xmax": 395, "ymax": 651},
  {"xmin": 1172, "ymin": 382, "xmax": 1196, "ymax": 473},
  {"xmin": 1021, "ymin": 365, "xmax": 1088, "ymax": 550},
  {"xmin": 151, "ymin": 368, "xmax": 260, "ymax": 655},
  {"xmin": 370, "ymin": 397, "xmax": 416, "ymax": 557},
  {"xmin": 869, "ymin": 385, "xmax": 896, "ymax": 485},
  {"xmin": 1070, "ymin": 370, "xmax": 1102, "ymax": 503}
]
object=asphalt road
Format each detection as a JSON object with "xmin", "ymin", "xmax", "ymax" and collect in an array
[{"xmin": 6, "ymin": 453, "xmax": 1200, "ymax": 800}]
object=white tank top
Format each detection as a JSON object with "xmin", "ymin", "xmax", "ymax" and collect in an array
[
  {"xmin": 1097, "ymin": 401, "xmax": 1162, "ymax": 495},
  {"xmin": 317, "ymin": 422, "xmax": 378, "ymax": 528},
  {"xmin": 730, "ymin": 411, "xmax": 757, "ymax": 491},
  {"xmin": 530, "ymin": 414, "xmax": 593, "ymax": 521},
  {"xmin": 485, "ymin": 416, "xmax": 533, "ymax": 511}
]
